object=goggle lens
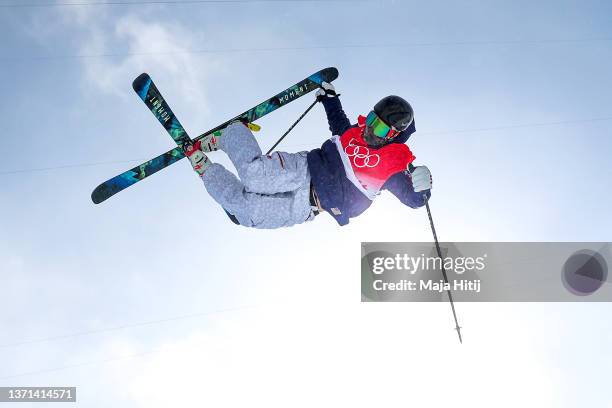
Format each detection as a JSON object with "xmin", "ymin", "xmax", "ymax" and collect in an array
[{"xmin": 366, "ymin": 111, "xmax": 400, "ymax": 139}]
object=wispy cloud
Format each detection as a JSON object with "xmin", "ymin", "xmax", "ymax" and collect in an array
[{"xmin": 72, "ymin": 12, "xmax": 211, "ymax": 103}]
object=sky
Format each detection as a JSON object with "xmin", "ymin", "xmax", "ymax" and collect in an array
[{"xmin": 1, "ymin": 0, "xmax": 612, "ymax": 407}]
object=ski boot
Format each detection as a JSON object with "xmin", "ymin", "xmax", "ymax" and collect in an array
[{"xmin": 183, "ymin": 140, "xmax": 211, "ymax": 176}]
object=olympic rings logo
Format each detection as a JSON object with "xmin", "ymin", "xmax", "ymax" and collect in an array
[{"xmin": 344, "ymin": 138, "xmax": 380, "ymax": 168}]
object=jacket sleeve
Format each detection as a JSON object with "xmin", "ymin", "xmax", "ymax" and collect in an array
[
  {"xmin": 382, "ymin": 170, "xmax": 431, "ymax": 209},
  {"xmin": 321, "ymin": 96, "xmax": 352, "ymax": 136}
]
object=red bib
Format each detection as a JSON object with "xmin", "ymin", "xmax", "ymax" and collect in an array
[{"xmin": 333, "ymin": 116, "xmax": 415, "ymax": 199}]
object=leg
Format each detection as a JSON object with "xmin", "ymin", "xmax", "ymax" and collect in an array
[
  {"xmin": 220, "ymin": 122, "xmax": 309, "ymax": 194},
  {"xmin": 201, "ymin": 163, "xmax": 315, "ymax": 229}
]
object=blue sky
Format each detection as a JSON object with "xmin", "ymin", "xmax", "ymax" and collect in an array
[{"xmin": 1, "ymin": 1, "xmax": 612, "ymax": 406}]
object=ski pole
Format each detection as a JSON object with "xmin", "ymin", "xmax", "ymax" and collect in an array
[
  {"xmin": 409, "ymin": 164, "xmax": 463, "ymax": 343},
  {"xmin": 265, "ymin": 100, "xmax": 318, "ymax": 154}
]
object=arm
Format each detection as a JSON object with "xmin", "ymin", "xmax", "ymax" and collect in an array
[
  {"xmin": 383, "ymin": 170, "xmax": 431, "ymax": 209},
  {"xmin": 317, "ymin": 82, "xmax": 352, "ymax": 135}
]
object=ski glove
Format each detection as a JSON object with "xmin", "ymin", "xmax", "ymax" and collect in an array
[
  {"xmin": 316, "ymin": 81, "xmax": 337, "ymax": 101},
  {"xmin": 411, "ymin": 165, "xmax": 432, "ymax": 192}
]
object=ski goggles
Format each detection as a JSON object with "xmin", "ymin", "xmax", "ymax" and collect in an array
[{"xmin": 365, "ymin": 111, "xmax": 401, "ymax": 140}]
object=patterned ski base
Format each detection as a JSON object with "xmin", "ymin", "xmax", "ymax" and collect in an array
[
  {"xmin": 92, "ymin": 67, "xmax": 339, "ymax": 204},
  {"xmin": 132, "ymin": 73, "xmax": 191, "ymax": 148}
]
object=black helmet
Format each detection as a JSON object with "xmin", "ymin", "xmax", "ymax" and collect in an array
[{"xmin": 373, "ymin": 95, "xmax": 414, "ymax": 131}]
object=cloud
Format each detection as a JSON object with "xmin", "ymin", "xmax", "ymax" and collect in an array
[{"xmin": 51, "ymin": 4, "xmax": 216, "ymax": 115}]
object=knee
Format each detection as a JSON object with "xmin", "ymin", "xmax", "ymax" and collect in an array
[{"xmin": 222, "ymin": 121, "xmax": 251, "ymax": 139}]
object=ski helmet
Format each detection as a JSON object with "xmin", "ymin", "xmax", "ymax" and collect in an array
[{"xmin": 373, "ymin": 95, "xmax": 414, "ymax": 132}]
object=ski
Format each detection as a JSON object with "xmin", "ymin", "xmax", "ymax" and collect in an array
[
  {"xmin": 91, "ymin": 67, "xmax": 339, "ymax": 204},
  {"xmin": 132, "ymin": 73, "xmax": 192, "ymax": 149}
]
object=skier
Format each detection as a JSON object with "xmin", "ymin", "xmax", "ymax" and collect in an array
[{"xmin": 182, "ymin": 82, "xmax": 432, "ymax": 228}]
